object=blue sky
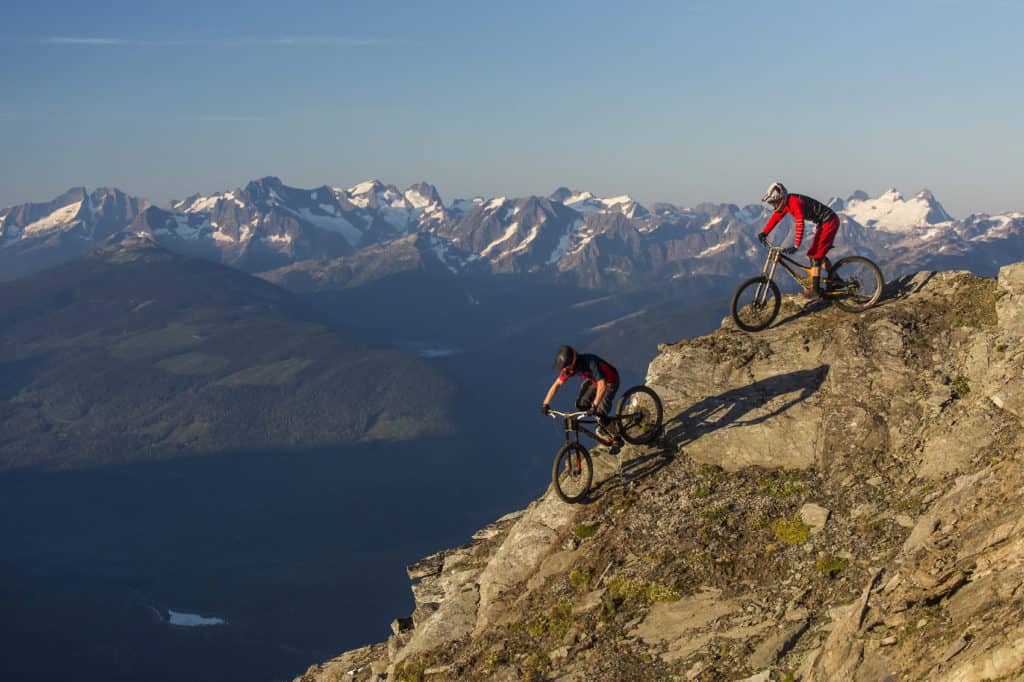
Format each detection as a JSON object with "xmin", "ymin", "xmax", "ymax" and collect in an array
[{"xmin": 2, "ymin": 0, "xmax": 1022, "ymax": 216}]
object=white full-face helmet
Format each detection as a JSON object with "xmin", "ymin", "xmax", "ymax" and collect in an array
[{"xmin": 761, "ymin": 181, "xmax": 788, "ymax": 211}]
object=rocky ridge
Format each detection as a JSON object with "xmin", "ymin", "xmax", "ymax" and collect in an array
[{"xmin": 298, "ymin": 262, "xmax": 1024, "ymax": 681}]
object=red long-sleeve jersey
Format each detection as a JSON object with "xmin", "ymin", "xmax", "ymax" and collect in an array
[{"xmin": 762, "ymin": 194, "xmax": 837, "ymax": 248}]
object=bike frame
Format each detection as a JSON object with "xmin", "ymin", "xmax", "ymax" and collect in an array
[
  {"xmin": 548, "ymin": 410, "xmax": 630, "ymax": 447},
  {"xmin": 754, "ymin": 244, "xmax": 837, "ymax": 305}
]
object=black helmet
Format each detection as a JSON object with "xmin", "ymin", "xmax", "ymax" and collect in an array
[{"xmin": 553, "ymin": 345, "xmax": 577, "ymax": 371}]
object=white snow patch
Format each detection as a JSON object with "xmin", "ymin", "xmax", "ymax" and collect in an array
[
  {"xmin": 451, "ymin": 198, "xmax": 484, "ymax": 214},
  {"xmin": 588, "ymin": 309, "xmax": 645, "ymax": 333},
  {"xmin": 484, "ymin": 197, "xmax": 507, "ymax": 211},
  {"xmin": 479, "ymin": 222, "xmax": 520, "ymax": 258},
  {"xmin": 350, "ymin": 180, "xmax": 378, "ymax": 194},
  {"xmin": 508, "ymin": 220, "xmax": 545, "ymax": 255},
  {"xmin": 547, "ymin": 218, "xmax": 584, "ymax": 264},
  {"xmin": 183, "ymin": 192, "xmax": 246, "ymax": 213},
  {"xmin": 561, "ymin": 191, "xmax": 642, "ymax": 217},
  {"xmin": 378, "ymin": 206, "xmax": 412, "ymax": 231},
  {"xmin": 294, "ymin": 208, "xmax": 362, "ymax": 246},
  {"xmin": 428, "ymin": 238, "xmax": 460, "ymax": 274},
  {"xmin": 172, "ymin": 216, "xmax": 207, "ymax": 241},
  {"xmin": 843, "ymin": 188, "xmax": 953, "ymax": 233},
  {"xmin": 697, "ymin": 241, "xmax": 732, "ymax": 257},
  {"xmin": 264, "ymin": 233, "xmax": 293, "ymax": 244},
  {"xmin": 567, "ymin": 232, "xmax": 595, "ymax": 256},
  {"xmin": 22, "ymin": 201, "xmax": 82, "ymax": 236},
  {"xmin": 404, "ymin": 189, "xmax": 432, "ymax": 209},
  {"xmin": 702, "ymin": 216, "xmax": 724, "ymax": 230},
  {"xmin": 168, "ymin": 610, "xmax": 226, "ymax": 627}
]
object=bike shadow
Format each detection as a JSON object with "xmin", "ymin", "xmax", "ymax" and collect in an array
[
  {"xmin": 587, "ymin": 443, "xmax": 676, "ymax": 500},
  {"xmin": 770, "ymin": 297, "xmax": 829, "ymax": 328},
  {"xmin": 881, "ymin": 271, "xmax": 936, "ymax": 303},
  {"xmin": 664, "ymin": 365, "xmax": 829, "ymax": 448}
]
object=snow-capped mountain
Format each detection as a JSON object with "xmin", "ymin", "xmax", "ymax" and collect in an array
[
  {"xmin": 841, "ymin": 188, "xmax": 954, "ymax": 233},
  {"xmin": 549, "ymin": 187, "xmax": 649, "ymax": 219},
  {"xmin": 3, "ymin": 179, "xmax": 1023, "ymax": 291},
  {"xmin": 126, "ymin": 177, "xmax": 452, "ymax": 272},
  {"xmin": 0, "ymin": 187, "xmax": 147, "ymax": 280},
  {"xmin": 436, "ymin": 195, "xmax": 584, "ymax": 273}
]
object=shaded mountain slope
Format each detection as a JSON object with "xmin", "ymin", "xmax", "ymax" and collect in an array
[
  {"xmin": 297, "ymin": 262, "xmax": 1024, "ymax": 681},
  {"xmin": 0, "ymin": 238, "xmax": 453, "ymax": 469}
]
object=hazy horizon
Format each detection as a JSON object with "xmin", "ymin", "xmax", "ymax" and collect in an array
[{"xmin": 3, "ymin": 0, "xmax": 1023, "ymax": 217}]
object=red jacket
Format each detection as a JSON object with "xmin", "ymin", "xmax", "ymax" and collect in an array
[{"xmin": 762, "ymin": 194, "xmax": 837, "ymax": 248}]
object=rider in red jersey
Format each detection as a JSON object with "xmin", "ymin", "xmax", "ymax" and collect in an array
[
  {"xmin": 758, "ymin": 182, "xmax": 839, "ymax": 300},
  {"xmin": 542, "ymin": 345, "xmax": 622, "ymax": 446}
]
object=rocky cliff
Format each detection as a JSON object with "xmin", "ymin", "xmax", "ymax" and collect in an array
[{"xmin": 297, "ymin": 263, "xmax": 1024, "ymax": 682}]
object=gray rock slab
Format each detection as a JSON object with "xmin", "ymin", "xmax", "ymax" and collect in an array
[
  {"xmin": 631, "ymin": 587, "xmax": 738, "ymax": 663},
  {"xmin": 800, "ymin": 503, "xmax": 831, "ymax": 533},
  {"xmin": 748, "ymin": 619, "xmax": 809, "ymax": 668},
  {"xmin": 394, "ymin": 586, "xmax": 478, "ymax": 664}
]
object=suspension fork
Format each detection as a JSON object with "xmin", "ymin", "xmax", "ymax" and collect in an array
[{"xmin": 755, "ymin": 250, "xmax": 780, "ymax": 305}]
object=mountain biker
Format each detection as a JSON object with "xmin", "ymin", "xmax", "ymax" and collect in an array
[
  {"xmin": 541, "ymin": 345, "xmax": 622, "ymax": 445},
  {"xmin": 758, "ymin": 182, "xmax": 840, "ymax": 300}
]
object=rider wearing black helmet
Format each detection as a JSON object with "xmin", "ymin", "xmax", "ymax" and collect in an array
[{"xmin": 541, "ymin": 345, "xmax": 622, "ymax": 443}]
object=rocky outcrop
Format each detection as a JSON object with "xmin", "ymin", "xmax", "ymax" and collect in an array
[{"xmin": 297, "ymin": 263, "xmax": 1024, "ymax": 681}]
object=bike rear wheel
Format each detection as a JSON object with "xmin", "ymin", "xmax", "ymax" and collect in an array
[
  {"xmin": 552, "ymin": 443, "xmax": 593, "ymax": 503},
  {"xmin": 615, "ymin": 386, "xmax": 663, "ymax": 445},
  {"xmin": 828, "ymin": 256, "xmax": 884, "ymax": 312},
  {"xmin": 731, "ymin": 276, "xmax": 781, "ymax": 331}
]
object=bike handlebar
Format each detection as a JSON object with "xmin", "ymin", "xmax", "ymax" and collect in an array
[{"xmin": 547, "ymin": 409, "xmax": 590, "ymax": 419}]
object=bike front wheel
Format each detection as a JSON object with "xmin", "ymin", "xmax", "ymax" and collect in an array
[
  {"xmin": 615, "ymin": 386, "xmax": 663, "ymax": 445},
  {"xmin": 552, "ymin": 443, "xmax": 593, "ymax": 503},
  {"xmin": 731, "ymin": 276, "xmax": 781, "ymax": 331},
  {"xmin": 828, "ymin": 256, "xmax": 884, "ymax": 312}
]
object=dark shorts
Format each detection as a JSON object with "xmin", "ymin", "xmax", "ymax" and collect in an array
[
  {"xmin": 576, "ymin": 381, "xmax": 619, "ymax": 417},
  {"xmin": 807, "ymin": 218, "xmax": 839, "ymax": 260}
]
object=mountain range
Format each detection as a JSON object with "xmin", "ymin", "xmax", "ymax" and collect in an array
[{"xmin": 3, "ymin": 179, "xmax": 1022, "ymax": 292}]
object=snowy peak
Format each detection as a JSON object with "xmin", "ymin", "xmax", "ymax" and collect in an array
[
  {"xmin": 550, "ymin": 187, "xmax": 649, "ymax": 219},
  {"xmin": 405, "ymin": 182, "xmax": 443, "ymax": 209},
  {"xmin": 437, "ymin": 194, "xmax": 585, "ymax": 272},
  {"xmin": 842, "ymin": 187, "xmax": 954, "ymax": 233},
  {"xmin": 1, "ymin": 187, "xmax": 145, "ymax": 243}
]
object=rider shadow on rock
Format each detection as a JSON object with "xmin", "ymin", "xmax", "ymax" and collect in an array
[
  {"xmin": 771, "ymin": 298, "xmax": 829, "ymax": 329},
  {"xmin": 883, "ymin": 271, "xmax": 937, "ymax": 302},
  {"xmin": 664, "ymin": 365, "xmax": 830, "ymax": 448},
  {"xmin": 587, "ymin": 445, "xmax": 676, "ymax": 500}
]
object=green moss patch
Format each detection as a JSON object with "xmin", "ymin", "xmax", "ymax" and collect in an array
[{"xmin": 772, "ymin": 513, "xmax": 811, "ymax": 546}]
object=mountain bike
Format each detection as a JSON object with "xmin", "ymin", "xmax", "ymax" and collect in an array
[
  {"xmin": 731, "ymin": 241, "xmax": 884, "ymax": 332},
  {"xmin": 546, "ymin": 386, "xmax": 663, "ymax": 503}
]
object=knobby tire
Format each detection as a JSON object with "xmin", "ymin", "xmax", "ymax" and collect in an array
[
  {"xmin": 552, "ymin": 443, "xmax": 593, "ymax": 503},
  {"xmin": 829, "ymin": 256, "xmax": 884, "ymax": 312},
  {"xmin": 615, "ymin": 386, "xmax": 663, "ymax": 445},
  {"xmin": 731, "ymin": 276, "xmax": 781, "ymax": 331}
]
